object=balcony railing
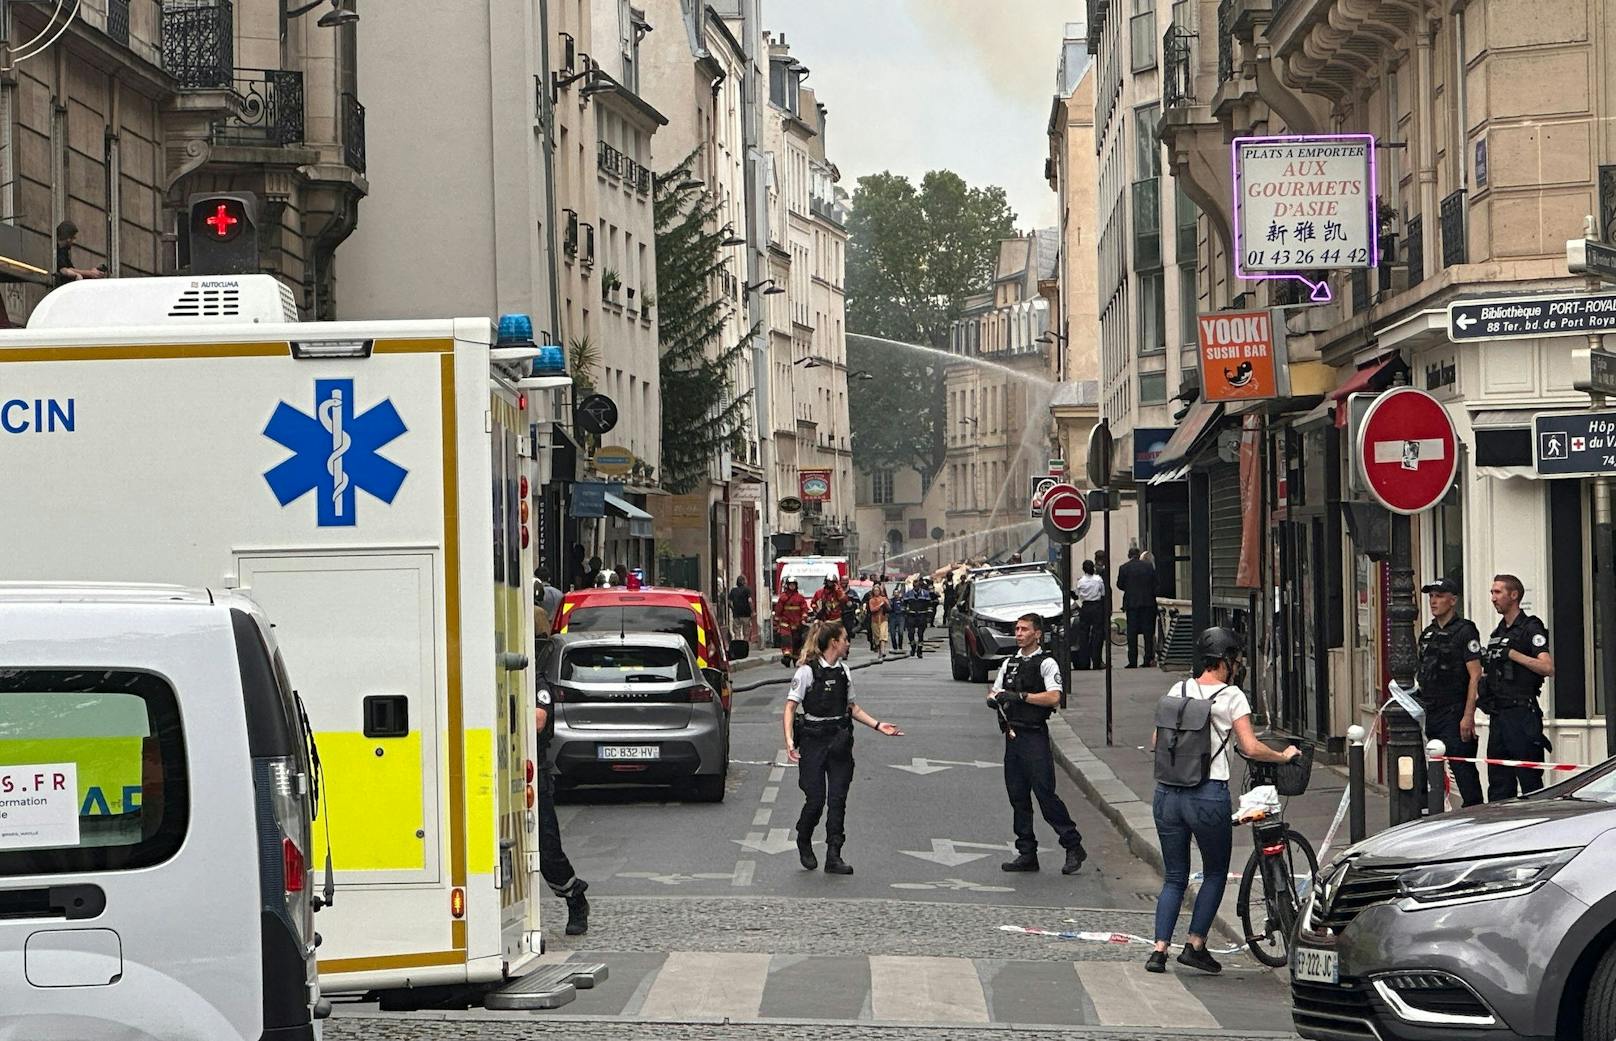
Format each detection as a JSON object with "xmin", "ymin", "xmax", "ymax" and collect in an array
[
  {"xmin": 107, "ymin": 0, "xmax": 130, "ymax": 47},
  {"xmin": 563, "ymin": 210, "xmax": 579, "ymax": 257},
  {"xmin": 341, "ymin": 93, "xmax": 366, "ymax": 173},
  {"xmin": 1217, "ymin": 0, "xmax": 1234, "ymax": 82},
  {"xmin": 1406, "ymin": 215, "xmax": 1424, "ymax": 287},
  {"xmin": 217, "ymin": 68, "xmax": 304, "ymax": 146},
  {"xmin": 162, "ymin": 0, "xmax": 233, "ymax": 89},
  {"xmin": 1439, "ymin": 188, "xmax": 1467, "ymax": 267},
  {"xmin": 598, "ymin": 141, "xmax": 625, "ymax": 178},
  {"xmin": 1163, "ymin": 25, "xmax": 1195, "ymax": 108}
]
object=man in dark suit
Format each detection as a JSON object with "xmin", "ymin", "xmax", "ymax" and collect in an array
[{"xmin": 1115, "ymin": 547, "xmax": 1158, "ymax": 668}]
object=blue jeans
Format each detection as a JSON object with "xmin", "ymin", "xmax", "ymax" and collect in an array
[{"xmin": 1152, "ymin": 780, "xmax": 1233, "ymax": 943}]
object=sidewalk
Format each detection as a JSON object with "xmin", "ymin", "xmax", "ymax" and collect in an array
[{"xmin": 1050, "ymin": 664, "xmax": 1390, "ymax": 941}]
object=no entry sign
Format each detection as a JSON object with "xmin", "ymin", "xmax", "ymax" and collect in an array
[
  {"xmin": 1042, "ymin": 486, "xmax": 1091, "ymax": 544},
  {"xmin": 1355, "ymin": 387, "xmax": 1457, "ymax": 514}
]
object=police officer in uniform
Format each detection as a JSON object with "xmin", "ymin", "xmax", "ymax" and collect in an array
[
  {"xmin": 535, "ymin": 666, "xmax": 590, "ymax": 935},
  {"xmin": 784, "ymin": 622, "xmax": 904, "ymax": 874},
  {"xmin": 988, "ymin": 613, "xmax": 1087, "ymax": 875},
  {"xmin": 1415, "ymin": 576, "xmax": 1485, "ymax": 807},
  {"xmin": 1480, "ymin": 573, "xmax": 1556, "ymax": 801}
]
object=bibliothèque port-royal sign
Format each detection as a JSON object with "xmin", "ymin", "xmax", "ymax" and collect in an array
[{"xmin": 1234, "ymin": 135, "xmax": 1377, "ymax": 275}]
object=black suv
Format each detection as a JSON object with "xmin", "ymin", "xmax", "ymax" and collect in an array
[{"xmin": 947, "ymin": 563, "xmax": 1067, "ymax": 682}]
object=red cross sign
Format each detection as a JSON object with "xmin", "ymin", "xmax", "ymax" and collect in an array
[
  {"xmin": 206, "ymin": 203, "xmax": 240, "ymax": 238},
  {"xmin": 1355, "ymin": 386, "xmax": 1458, "ymax": 514}
]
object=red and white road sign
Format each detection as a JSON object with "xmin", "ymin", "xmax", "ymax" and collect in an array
[
  {"xmin": 1355, "ymin": 386, "xmax": 1458, "ymax": 514},
  {"xmin": 1044, "ymin": 488, "xmax": 1089, "ymax": 533}
]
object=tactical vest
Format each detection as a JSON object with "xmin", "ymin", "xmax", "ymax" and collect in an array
[
  {"xmin": 800, "ymin": 660, "xmax": 851, "ymax": 721},
  {"xmin": 1416, "ymin": 620, "xmax": 1471, "ymax": 704},
  {"xmin": 1001, "ymin": 652, "xmax": 1055, "ymax": 729},
  {"xmin": 1483, "ymin": 615, "xmax": 1548, "ymax": 707}
]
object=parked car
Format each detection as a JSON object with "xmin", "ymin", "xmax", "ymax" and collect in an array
[
  {"xmin": 555, "ymin": 585, "xmax": 740, "ymax": 711},
  {"xmin": 1291, "ymin": 759, "xmax": 1616, "ymax": 1041},
  {"xmin": 540, "ymin": 632, "xmax": 729, "ymax": 801},
  {"xmin": 0, "ymin": 583, "xmax": 325, "ymax": 1041},
  {"xmin": 947, "ymin": 563, "xmax": 1067, "ymax": 683}
]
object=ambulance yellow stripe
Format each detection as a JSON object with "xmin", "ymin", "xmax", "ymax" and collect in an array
[
  {"xmin": 0, "ymin": 342, "xmax": 289, "ymax": 363},
  {"xmin": 374, "ymin": 338, "xmax": 456, "ymax": 355}
]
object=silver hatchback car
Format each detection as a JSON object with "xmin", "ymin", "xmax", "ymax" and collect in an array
[
  {"xmin": 540, "ymin": 631, "xmax": 730, "ymax": 802},
  {"xmin": 1291, "ymin": 758, "xmax": 1616, "ymax": 1041}
]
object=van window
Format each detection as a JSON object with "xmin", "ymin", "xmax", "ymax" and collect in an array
[
  {"xmin": 0, "ymin": 670, "xmax": 189, "ymax": 876},
  {"xmin": 566, "ymin": 606, "xmax": 699, "ymax": 658},
  {"xmin": 561, "ymin": 646, "xmax": 692, "ymax": 683}
]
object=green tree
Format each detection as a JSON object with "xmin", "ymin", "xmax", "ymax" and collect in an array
[
  {"xmin": 846, "ymin": 170, "xmax": 1016, "ymax": 475},
  {"xmin": 655, "ymin": 152, "xmax": 754, "ymax": 495}
]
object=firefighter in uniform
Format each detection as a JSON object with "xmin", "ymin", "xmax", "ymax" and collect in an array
[
  {"xmin": 1415, "ymin": 576, "xmax": 1485, "ymax": 807},
  {"xmin": 988, "ymin": 613, "xmax": 1087, "ymax": 875},
  {"xmin": 784, "ymin": 622, "xmax": 903, "ymax": 875},
  {"xmin": 774, "ymin": 578, "xmax": 810, "ymax": 667},
  {"xmin": 1480, "ymin": 573, "xmax": 1556, "ymax": 801},
  {"xmin": 536, "ymin": 674, "xmax": 590, "ymax": 935},
  {"xmin": 905, "ymin": 577, "xmax": 938, "ymax": 657}
]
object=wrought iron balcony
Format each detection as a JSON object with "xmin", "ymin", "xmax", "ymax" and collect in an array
[
  {"xmin": 1217, "ymin": 0, "xmax": 1234, "ymax": 82},
  {"xmin": 1439, "ymin": 189, "xmax": 1467, "ymax": 267},
  {"xmin": 342, "ymin": 93, "xmax": 366, "ymax": 173},
  {"xmin": 162, "ymin": 0, "xmax": 234, "ymax": 90},
  {"xmin": 1163, "ymin": 24, "xmax": 1195, "ymax": 108},
  {"xmin": 107, "ymin": 0, "xmax": 130, "ymax": 47},
  {"xmin": 216, "ymin": 69, "xmax": 304, "ymax": 147},
  {"xmin": 598, "ymin": 141, "xmax": 625, "ymax": 179},
  {"xmin": 1405, "ymin": 215, "xmax": 1424, "ymax": 287}
]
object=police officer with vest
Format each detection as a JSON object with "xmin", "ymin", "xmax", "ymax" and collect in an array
[
  {"xmin": 1415, "ymin": 576, "xmax": 1485, "ymax": 807},
  {"xmin": 988, "ymin": 613, "xmax": 1087, "ymax": 875},
  {"xmin": 784, "ymin": 622, "xmax": 904, "ymax": 875},
  {"xmin": 536, "ymin": 668, "xmax": 590, "ymax": 935},
  {"xmin": 1480, "ymin": 573, "xmax": 1556, "ymax": 800}
]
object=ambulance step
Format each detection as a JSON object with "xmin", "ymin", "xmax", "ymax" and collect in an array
[{"xmin": 484, "ymin": 962, "xmax": 609, "ymax": 1011}]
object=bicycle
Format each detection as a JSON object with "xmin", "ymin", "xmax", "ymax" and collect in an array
[{"xmin": 1232, "ymin": 744, "xmax": 1319, "ymax": 967}]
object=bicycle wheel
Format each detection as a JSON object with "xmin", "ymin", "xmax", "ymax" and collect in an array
[
  {"xmin": 1109, "ymin": 613, "xmax": 1127, "ymax": 647},
  {"xmin": 1236, "ymin": 826, "xmax": 1320, "ymax": 967}
]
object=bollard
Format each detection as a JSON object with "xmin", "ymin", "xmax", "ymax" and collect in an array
[
  {"xmin": 1425, "ymin": 739, "xmax": 1447, "ymax": 816},
  {"xmin": 1347, "ymin": 724, "xmax": 1367, "ymax": 845}
]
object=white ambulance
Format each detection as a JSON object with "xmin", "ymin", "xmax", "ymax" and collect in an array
[{"xmin": 0, "ymin": 275, "xmax": 566, "ymax": 1001}]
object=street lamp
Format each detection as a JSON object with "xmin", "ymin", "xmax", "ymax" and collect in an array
[
  {"xmin": 793, "ymin": 357, "xmax": 822, "ymax": 369},
  {"xmin": 285, "ymin": 0, "xmax": 359, "ymax": 26},
  {"xmin": 745, "ymin": 278, "xmax": 785, "ymax": 298},
  {"xmin": 849, "ymin": 369, "xmax": 875, "ymax": 380}
]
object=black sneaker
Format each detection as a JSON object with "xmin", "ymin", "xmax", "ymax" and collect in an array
[
  {"xmin": 1176, "ymin": 944, "xmax": 1222, "ymax": 974},
  {"xmin": 1000, "ymin": 853, "xmax": 1039, "ymax": 872},
  {"xmin": 1145, "ymin": 950, "xmax": 1168, "ymax": 974},
  {"xmin": 564, "ymin": 882, "xmax": 590, "ymax": 936},
  {"xmin": 1061, "ymin": 844, "xmax": 1087, "ymax": 875}
]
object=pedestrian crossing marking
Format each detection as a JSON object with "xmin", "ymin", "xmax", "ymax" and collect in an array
[
  {"xmin": 636, "ymin": 951, "xmax": 771, "ymax": 1020},
  {"xmin": 869, "ymin": 955, "xmax": 990, "ymax": 1023},
  {"xmin": 1074, "ymin": 961, "xmax": 1220, "ymax": 1028}
]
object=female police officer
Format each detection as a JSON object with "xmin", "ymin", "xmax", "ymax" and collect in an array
[{"xmin": 784, "ymin": 622, "xmax": 904, "ymax": 874}]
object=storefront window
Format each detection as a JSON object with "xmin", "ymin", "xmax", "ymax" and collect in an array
[{"xmin": 1431, "ymin": 481, "xmax": 1463, "ymax": 592}]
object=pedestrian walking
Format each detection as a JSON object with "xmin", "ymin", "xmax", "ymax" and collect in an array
[
  {"xmin": 905, "ymin": 577, "xmax": 938, "ymax": 657},
  {"xmin": 889, "ymin": 581, "xmax": 907, "ymax": 652},
  {"xmin": 942, "ymin": 572, "xmax": 958, "ymax": 620},
  {"xmin": 1116, "ymin": 547, "xmax": 1158, "ymax": 668},
  {"xmin": 1480, "ymin": 574, "xmax": 1555, "ymax": 800},
  {"xmin": 1147, "ymin": 627, "xmax": 1300, "ymax": 975},
  {"xmin": 867, "ymin": 582, "xmax": 891, "ymax": 657},
  {"xmin": 727, "ymin": 574, "xmax": 755, "ymax": 645},
  {"xmin": 1074, "ymin": 559, "xmax": 1106, "ymax": 670},
  {"xmin": 784, "ymin": 622, "xmax": 904, "ymax": 875},
  {"xmin": 1415, "ymin": 576, "xmax": 1484, "ymax": 807},
  {"xmin": 535, "ymin": 671, "xmax": 591, "ymax": 935},
  {"xmin": 988, "ymin": 614, "xmax": 1087, "ymax": 875},
  {"xmin": 774, "ymin": 578, "xmax": 810, "ymax": 667}
]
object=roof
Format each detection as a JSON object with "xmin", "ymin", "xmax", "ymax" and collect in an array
[
  {"xmin": 0, "ymin": 581, "xmax": 215, "ymax": 605},
  {"xmin": 1035, "ymin": 228, "xmax": 1061, "ymax": 281}
]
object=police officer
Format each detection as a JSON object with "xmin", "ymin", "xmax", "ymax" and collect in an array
[
  {"xmin": 988, "ymin": 613, "xmax": 1087, "ymax": 875},
  {"xmin": 1480, "ymin": 573, "xmax": 1556, "ymax": 800},
  {"xmin": 784, "ymin": 622, "xmax": 904, "ymax": 874},
  {"xmin": 536, "ymin": 669, "xmax": 590, "ymax": 935},
  {"xmin": 1415, "ymin": 576, "xmax": 1484, "ymax": 807}
]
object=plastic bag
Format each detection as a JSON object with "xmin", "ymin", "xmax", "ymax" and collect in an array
[{"xmin": 1233, "ymin": 784, "xmax": 1280, "ymax": 823}]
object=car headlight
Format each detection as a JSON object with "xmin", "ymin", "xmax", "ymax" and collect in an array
[{"xmin": 1397, "ymin": 848, "xmax": 1577, "ymax": 904}]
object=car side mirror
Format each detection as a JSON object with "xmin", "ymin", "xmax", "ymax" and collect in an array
[
  {"xmin": 728, "ymin": 638, "xmax": 750, "ymax": 661},
  {"xmin": 702, "ymin": 667, "xmax": 726, "ymax": 692}
]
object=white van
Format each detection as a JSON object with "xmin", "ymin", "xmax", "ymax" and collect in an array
[{"xmin": 0, "ymin": 583, "xmax": 324, "ymax": 1041}]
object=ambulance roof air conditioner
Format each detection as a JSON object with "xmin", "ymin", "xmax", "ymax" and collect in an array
[{"xmin": 27, "ymin": 274, "xmax": 300, "ymax": 329}]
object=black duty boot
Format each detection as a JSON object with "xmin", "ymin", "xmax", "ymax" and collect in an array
[
  {"xmin": 564, "ymin": 880, "xmax": 589, "ymax": 936},
  {"xmin": 1000, "ymin": 853, "xmax": 1040, "ymax": 872},
  {"xmin": 1061, "ymin": 844, "xmax": 1088, "ymax": 875},
  {"xmin": 824, "ymin": 846, "xmax": 854, "ymax": 875},
  {"xmin": 797, "ymin": 834, "xmax": 818, "ymax": 870}
]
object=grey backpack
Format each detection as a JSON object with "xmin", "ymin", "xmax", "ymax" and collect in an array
[{"xmin": 1153, "ymin": 680, "xmax": 1231, "ymax": 788}]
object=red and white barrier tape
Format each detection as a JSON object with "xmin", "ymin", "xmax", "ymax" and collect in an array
[
  {"xmin": 1429, "ymin": 754, "xmax": 1591, "ymax": 771},
  {"xmin": 999, "ymin": 925, "xmax": 1246, "ymax": 955}
]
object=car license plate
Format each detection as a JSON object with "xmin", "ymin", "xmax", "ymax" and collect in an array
[
  {"xmin": 598, "ymin": 745, "xmax": 660, "ymax": 761},
  {"xmin": 1292, "ymin": 946, "xmax": 1339, "ymax": 984}
]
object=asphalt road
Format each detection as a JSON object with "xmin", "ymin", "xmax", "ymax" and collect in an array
[{"xmin": 330, "ymin": 640, "xmax": 1299, "ymax": 1040}]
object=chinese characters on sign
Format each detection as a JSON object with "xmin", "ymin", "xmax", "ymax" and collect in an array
[
  {"xmin": 1233, "ymin": 135, "xmax": 1377, "ymax": 302},
  {"xmin": 1196, "ymin": 309, "xmax": 1286, "ymax": 402}
]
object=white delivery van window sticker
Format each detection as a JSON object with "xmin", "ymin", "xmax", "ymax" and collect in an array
[
  {"xmin": 0, "ymin": 762, "xmax": 80, "ymax": 850},
  {"xmin": 263, "ymin": 378, "xmax": 409, "ymax": 527}
]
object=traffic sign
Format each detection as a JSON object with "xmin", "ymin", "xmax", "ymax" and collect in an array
[
  {"xmin": 1029, "ymin": 475, "xmax": 1058, "ymax": 518},
  {"xmin": 1574, "ymin": 347, "xmax": 1616, "ymax": 397},
  {"xmin": 1354, "ymin": 387, "xmax": 1458, "ymax": 515},
  {"xmin": 1532, "ymin": 411, "xmax": 1616, "ymax": 478},
  {"xmin": 1567, "ymin": 238, "xmax": 1616, "ymax": 283},
  {"xmin": 1447, "ymin": 293, "xmax": 1616, "ymax": 343},
  {"xmin": 1042, "ymin": 488, "xmax": 1091, "ymax": 545}
]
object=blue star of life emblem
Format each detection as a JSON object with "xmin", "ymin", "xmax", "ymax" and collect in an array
[{"xmin": 263, "ymin": 378, "xmax": 408, "ymax": 527}]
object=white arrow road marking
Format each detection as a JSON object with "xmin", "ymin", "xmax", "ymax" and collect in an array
[
  {"xmin": 890, "ymin": 757, "xmax": 999, "ymax": 775},
  {"xmin": 890, "ymin": 877, "xmax": 1015, "ymax": 893},
  {"xmin": 1372, "ymin": 437, "xmax": 1446, "ymax": 470},
  {"xmin": 898, "ymin": 838, "xmax": 1017, "ymax": 866},
  {"xmin": 732, "ymin": 828, "xmax": 797, "ymax": 855},
  {"xmin": 618, "ymin": 871, "xmax": 738, "ymax": 886},
  {"xmin": 1456, "ymin": 313, "xmax": 1476, "ymax": 330}
]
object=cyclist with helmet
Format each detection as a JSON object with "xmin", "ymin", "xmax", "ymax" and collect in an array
[{"xmin": 1146, "ymin": 626, "xmax": 1301, "ymax": 975}]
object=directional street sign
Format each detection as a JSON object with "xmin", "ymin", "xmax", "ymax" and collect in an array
[
  {"xmin": 1568, "ymin": 238, "xmax": 1616, "ymax": 283},
  {"xmin": 1355, "ymin": 387, "xmax": 1458, "ymax": 514},
  {"xmin": 1532, "ymin": 410, "xmax": 1616, "ymax": 478},
  {"xmin": 1448, "ymin": 293, "xmax": 1616, "ymax": 343},
  {"xmin": 1574, "ymin": 347, "xmax": 1616, "ymax": 397}
]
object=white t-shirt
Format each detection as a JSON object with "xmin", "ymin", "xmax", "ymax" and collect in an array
[
  {"xmin": 1166, "ymin": 679, "xmax": 1252, "ymax": 782},
  {"xmin": 788, "ymin": 659, "xmax": 856, "ymax": 716},
  {"xmin": 1075, "ymin": 574, "xmax": 1105, "ymax": 603}
]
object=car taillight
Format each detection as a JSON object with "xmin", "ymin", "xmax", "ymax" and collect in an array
[
  {"xmin": 283, "ymin": 838, "xmax": 306, "ymax": 893},
  {"xmin": 686, "ymin": 685, "xmax": 714, "ymax": 703},
  {"xmin": 526, "ymin": 759, "xmax": 535, "ymax": 783},
  {"xmin": 257, "ymin": 755, "xmax": 314, "ymax": 953}
]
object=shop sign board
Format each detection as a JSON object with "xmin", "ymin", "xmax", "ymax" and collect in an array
[
  {"xmin": 1533, "ymin": 410, "xmax": 1616, "ymax": 478},
  {"xmin": 799, "ymin": 469, "xmax": 832, "ymax": 503},
  {"xmin": 1132, "ymin": 427, "xmax": 1175, "ymax": 480},
  {"xmin": 1197, "ymin": 309, "xmax": 1288, "ymax": 402}
]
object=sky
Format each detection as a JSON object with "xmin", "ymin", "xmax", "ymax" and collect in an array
[{"xmin": 765, "ymin": 0, "xmax": 1082, "ymax": 231}]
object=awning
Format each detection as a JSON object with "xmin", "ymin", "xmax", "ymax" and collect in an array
[
  {"xmin": 1329, "ymin": 356, "xmax": 1401, "ymax": 427},
  {"xmin": 1469, "ymin": 408, "xmax": 1539, "ymax": 429},
  {"xmin": 605, "ymin": 492, "xmax": 654, "ymax": 538},
  {"xmin": 1476, "ymin": 465, "xmax": 1541, "ymax": 481},
  {"xmin": 1148, "ymin": 463, "xmax": 1190, "ymax": 486},
  {"xmin": 1154, "ymin": 401, "xmax": 1224, "ymax": 472}
]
